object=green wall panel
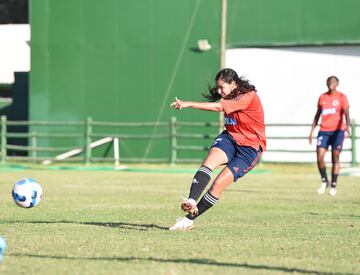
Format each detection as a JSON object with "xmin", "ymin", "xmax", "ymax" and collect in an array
[
  {"xmin": 227, "ymin": 0, "xmax": 360, "ymax": 47},
  {"xmin": 30, "ymin": 0, "xmax": 221, "ymax": 160},
  {"xmin": 30, "ymin": 0, "xmax": 360, "ymax": 160}
]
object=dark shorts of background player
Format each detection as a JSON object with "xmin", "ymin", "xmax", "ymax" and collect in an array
[
  {"xmin": 211, "ymin": 130, "xmax": 262, "ymax": 181},
  {"xmin": 317, "ymin": 130, "xmax": 345, "ymax": 152}
]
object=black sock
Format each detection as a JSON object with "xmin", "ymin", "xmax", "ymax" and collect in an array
[
  {"xmin": 188, "ymin": 165, "xmax": 212, "ymax": 201},
  {"xmin": 319, "ymin": 167, "xmax": 328, "ymax": 184},
  {"xmin": 331, "ymin": 174, "xmax": 338, "ymax": 188},
  {"xmin": 187, "ymin": 191, "xmax": 218, "ymax": 220}
]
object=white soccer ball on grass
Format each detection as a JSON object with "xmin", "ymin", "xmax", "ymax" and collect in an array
[{"xmin": 12, "ymin": 178, "xmax": 43, "ymax": 208}]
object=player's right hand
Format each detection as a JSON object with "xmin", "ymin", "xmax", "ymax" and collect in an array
[
  {"xmin": 308, "ymin": 133, "xmax": 313, "ymax": 145},
  {"xmin": 170, "ymin": 97, "xmax": 183, "ymax": 110}
]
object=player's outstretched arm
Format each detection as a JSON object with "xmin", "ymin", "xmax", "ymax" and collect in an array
[{"xmin": 170, "ymin": 97, "xmax": 223, "ymax": 112}]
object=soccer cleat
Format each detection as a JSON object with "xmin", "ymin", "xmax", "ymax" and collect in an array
[
  {"xmin": 317, "ymin": 182, "xmax": 328, "ymax": 194},
  {"xmin": 181, "ymin": 198, "xmax": 198, "ymax": 217},
  {"xmin": 169, "ymin": 217, "xmax": 194, "ymax": 231},
  {"xmin": 329, "ymin": 187, "xmax": 337, "ymax": 196}
]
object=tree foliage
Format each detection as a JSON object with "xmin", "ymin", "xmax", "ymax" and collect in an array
[{"xmin": 0, "ymin": 0, "xmax": 28, "ymax": 24}]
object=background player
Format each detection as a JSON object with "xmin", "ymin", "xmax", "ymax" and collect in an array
[
  {"xmin": 169, "ymin": 68, "xmax": 266, "ymax": 230},
  {"xmin": 309, "ymin": 76, "xmax": 350, "ymax": 196}
]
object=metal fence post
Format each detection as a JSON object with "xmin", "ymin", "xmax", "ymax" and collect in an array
[
  {"xmin": 351, "ymin": 119, "xmax": 357, "ymax": 167},
  {"xmin": 170, "ymin": 116, "xmax": 177, "ymax": 165},
  {"xmin": 113, "ymin": 137, "xmax": 120, "ymax": 167},
  {"xmin": 31, "ymin": 131, "xmax": 37, "ymax": 160},
  {"xmin": 85, "ymin": 117, "xmax": 92, "ymax": 164},
  {"xmin": 1, "ymin": 116, "xmax": 7, "ymax": 164}
]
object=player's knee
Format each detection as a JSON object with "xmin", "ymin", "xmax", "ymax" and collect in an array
[
  {"xmin": 332, "ymin": 157, "xmax": 340, "ymax": 164},
  {"xmin": 332, "ymin": 151, "xmax": 340, "ymax": 162},
  {"xmin": 202, "ymin": 160, "xmax": 216, "ymax": 171}
]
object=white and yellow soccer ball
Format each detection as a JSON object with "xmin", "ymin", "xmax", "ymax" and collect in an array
[{"xmin": 12, "ymin": 178, "xmax": 43, "ymax": 208}]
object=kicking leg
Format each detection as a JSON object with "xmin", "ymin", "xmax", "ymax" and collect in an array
[
  {"xmin": 182, "ymin": 147, "xmax": 228, "ymax": 216},
  {"xmin": 170, "ymin": 166, "xmax": 233, "ymax": 231},
  {"xmin": 186, "ymin": 166, "xmax": 234, "ymax": 220}
]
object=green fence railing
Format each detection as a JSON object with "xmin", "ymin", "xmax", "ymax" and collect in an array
[{"xmin": 0, "ymin": 115, "xmax": 358, "ymax": 166}]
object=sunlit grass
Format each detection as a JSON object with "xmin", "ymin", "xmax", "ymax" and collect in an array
[{"xmin": 0, "ymin": 163, "xmax": 359, "ymax": 274}]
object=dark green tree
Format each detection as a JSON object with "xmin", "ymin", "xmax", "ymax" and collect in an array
[{"xmin": 0, "ymin": 0, "xmax": 28, "ymax": 24}]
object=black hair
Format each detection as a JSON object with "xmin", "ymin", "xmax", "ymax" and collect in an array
[
  {"xmin": 203, "ymin": 68, "xmax": 256, "ymax": 102},
  {"xmin": 327, "ymin": 75, "xmax": 339, "ymax": 83}
]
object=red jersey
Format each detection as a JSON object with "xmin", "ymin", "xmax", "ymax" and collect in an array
[
  {"xmin": 317, "ymin": 91, "xmax": 349, "ymax": 131},
  {"xmin": 220, "ymin": 91, "xmax": 266, "ymax": 151}
]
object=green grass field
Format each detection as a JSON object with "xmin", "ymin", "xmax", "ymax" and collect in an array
[{"xmin": 0, "ymin": 163, "xmax": 359, "ymax": 274}]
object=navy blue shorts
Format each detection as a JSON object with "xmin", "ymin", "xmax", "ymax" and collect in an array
[
  {"xmin": 317, "ymin": 130, "xmax": 345, "ymax": 151},
  {"xmin": 211, "ymin": 131, "xmax": 262, "ymax": 181}
]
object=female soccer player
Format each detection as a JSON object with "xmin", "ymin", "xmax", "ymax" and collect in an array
[
  {"xmin": 169, "ymin": 68, "xmax": 266, "ymax": 230},
  {"xmin": 309, "ymin": 76, "xmax": 350, "ymax": 196}
]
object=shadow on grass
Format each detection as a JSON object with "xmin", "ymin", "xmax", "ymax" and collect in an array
[
  {"xmin": 307, "ymin": 212, "xmax": 360, "ymax": 219},
  {"xmin": 224, "ymin": 189, "xmax": 265, "ymax": 194},
  {"xmin": 0, "ymin": 220, "xmax": 169, "ymax": 231},
  {"xmin": 10, "ymin": 253, "xmax": 347, "ymax": 275}
]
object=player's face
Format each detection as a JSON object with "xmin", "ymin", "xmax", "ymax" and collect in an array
[
  {"xmin": 216, "ymin": 79, "xmax": 237, "ymax": 98},
  {"xmin": 327, "ymin": 78, "xmax": 338, "ymax": 91}
]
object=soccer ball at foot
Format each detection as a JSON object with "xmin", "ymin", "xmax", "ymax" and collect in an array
[{"xmin": 12, "ymin": 178, "xmax": 43, "ymax": 208}]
